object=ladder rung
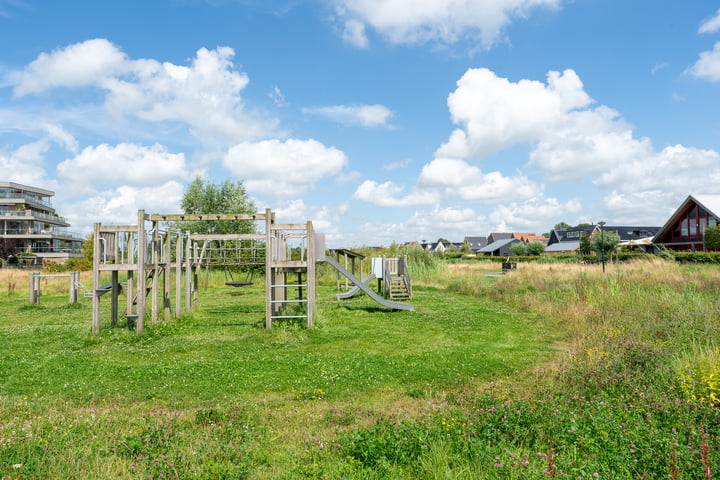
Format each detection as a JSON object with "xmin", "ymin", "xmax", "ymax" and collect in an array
[
  {"xmin": 270, "ymin": 299, "xmax": 307, "ymax": 304},
  {"xmin": 271, "ymin": 284, "xmax": 308, "ymax": 288},
  {"xmin": 271, "ymin": 315, "xmax": 308, "ymax": 319}
]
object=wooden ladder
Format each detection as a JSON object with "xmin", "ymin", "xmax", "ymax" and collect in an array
[{"xmin": 389, "ymin": 276, "xmax": 411, "ymax": 300}]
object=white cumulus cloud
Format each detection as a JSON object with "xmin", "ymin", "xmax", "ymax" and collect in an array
[
  {"xmin": 63, "ymin": 182, "xmax": 186, "ymax": 231},
  {"xmin": 353, "ymin": 179, "xmax": 439, "ymax": 206},
  {"xmin": 418, "ymin": 157, "xmax": 541, "ymax": 202},
  {"xmin": 688, "ymin": 42, "xmax": 720, "ymax": 82},
  {"xmin": 302, "ymin": 104, "xmax": 393, "ymax": 127},
  {"xmin": 437, "ymin": 68, "xmax": 654, "ymax": 182},
  {"xmin": 57, "ymin": 143, "xmax": 193, "ymax": 193},
  {"xmin": 0, "ymin": 141, "xmax": 52, "ymax": 187},
  {"xmin": 437, "ymin": 68, "xmax": 592, "ymax": 159},
  {"xmin": 699, "ymin": 9, "xmax": 720, "ymax": 34},
  {"xmin": 223, "ymin": 138, "xmax": 348, "ymax": 198},
  {"xmin": 488, "ymin": 196, "xmax": 582, "ymax": 230},
  {"xmin": 13, "ymin": 39, "xmax": 276, "ymax": 146},
  {"xmin": 14, "ymin": 38, "xmax": 128, "ymax": 96},
  {"xmin": 331, "ymin": 0, "xmax": 562, "ymax": 48},
  {"xmin": 596, "ymin": 144, "xmax": 720, "ymax": 193}
]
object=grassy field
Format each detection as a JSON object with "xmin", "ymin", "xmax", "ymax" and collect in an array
[{"xmin": 0, "ymin": 259, "xmax": 718, "ymax": 479}]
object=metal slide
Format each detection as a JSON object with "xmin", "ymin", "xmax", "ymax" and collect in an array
[
  {"xmin": 323, "ymin": 256, "xmax": 414, "ymax": 311},
  {"xmin": 335, "ymin": 273, "xmax": 377, "ymax": 299}
]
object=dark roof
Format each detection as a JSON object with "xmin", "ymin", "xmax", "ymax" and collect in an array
[
  {"xmin": 478, "ymin": 238, "xmax": 517, "ymax": 253},
  {"xmin": 463, "ymin": 236, "xmax": 487, "ymax": 250},
  {"xmin": 547, "ymin": 225, "xmax": 597, "ymax": 245},
  {"xmin": 601, "ymin": 226, "xmax": 661, "ymax": 241},
  {"xmin": 544, "ymin": 241, "xmax": 580, "ymax": 253}
]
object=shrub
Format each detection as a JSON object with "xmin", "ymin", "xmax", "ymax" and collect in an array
[{"xmin": 677, "ymin": 348, "xmax": 720, "ymax": 406}]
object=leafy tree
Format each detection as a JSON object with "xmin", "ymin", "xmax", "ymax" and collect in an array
[
  {"xmin": 0, "ymin": 238, "xmax": 19, "ymax": 260},
  {"xmin": 591, "ymin": 230, "xmax": 621, "ymax": 258},
  {"xmin": 82, "ymin": 234, "xmax": 94, "ymax": 263},
  {"xmin": 459, "ymin": 242, "xmax": 472, "ymax": 254},
  {"xmin": 177, "ymin": 177, "xmax": 257, "ymax": 234},
  {"xmin": 436, "ymin": 238, "xmax": 450, "ymax": 244},
  {"xmin": 554, "ymin": 222, "xmax": 571, "ymax": 230},
  {"xmin": 526, "ymin": 240, "xmax": 545, "ymax": 256},
  {"xmin": 510, "ymin": 241, "xmax": 527, "ymax": 256},
  {"xmin": 579, "ymin": 234, "xmax": 593, "ymax": 255},
  {"xmin": 704, "ymin": 225, "xmax": 720, "ymax": 251},
  {"xmin": 576, "ymin": 223, "xmax": 592, "ymax": 227}
]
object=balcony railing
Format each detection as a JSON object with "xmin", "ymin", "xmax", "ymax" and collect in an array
[
  {"xmin": 0, "ymin": 210, "xmax": 67, "ymax": 223},
  {"xmin": 0, "ymin": 227, "xmax": 82, "ymax": 239},
  {"xmin": 0, "ymin": 192, "xmax": 53, "ymax": 208},
  {"xmin": 25, "ymin": 246, "xmax": 83, "ymax": 254}
]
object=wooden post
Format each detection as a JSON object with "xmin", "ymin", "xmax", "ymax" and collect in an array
[
  {"xmin": 265, "ymin": 208, "xmax": 273, "ymax": 329},
  {"xmin": 175, "ymin": 231, "xmax": 182, "ymax": 318},
  {"xmin": 151, "ymin": 222, "xmax": 159, "ymax": 324},
  {"xmin": 185, "ymin": 233, "xmax": 192, "ymax": 312},
  {"xmin": 126, "ymin": 233, "xmax": 135, "ymax": 318},
  {"xmin": 164, "ymin": 230, "xmax": 171, "ymax": 321},
  {"xmin": 307, "ymin": 221, "xmax": 316, "ymax": 329},
  {"xmin": 28, "ymin": 271, "xmax": 38, "ymax": 304},
  {"xmin": 69, "ymin": 271, "xmax": 79, "ymax": 304},
  {"xmin": 92, "ymin": 222, "xmax": 101, "ymax": 334},
  {"xmin": 136, "ymin": 210, "xmax": 146, "ymax": 335}
]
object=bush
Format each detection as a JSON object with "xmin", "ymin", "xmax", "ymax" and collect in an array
[{"xmin": 673, "ymin": 251, "xmax": 720, "ymax": 263}]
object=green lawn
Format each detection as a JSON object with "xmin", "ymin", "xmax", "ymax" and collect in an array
[{"xmin": 0, "ymin": 273, "xmax": 553, "ymax": 479}]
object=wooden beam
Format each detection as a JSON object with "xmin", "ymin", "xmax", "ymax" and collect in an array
[
  {"xmin": 271, "ymin": 223, "xmax": 307, "ymax": 231},
  {"xmin": 148, "ymin": 213, "xmax": 269, "ymax": 222},
  {"xmin": 98, "ymin": 225, "xmax": 138, "ymax": 233},
  {"xmin": 189, "ymin": 234, "xmax": 266, "ymax": 241}
]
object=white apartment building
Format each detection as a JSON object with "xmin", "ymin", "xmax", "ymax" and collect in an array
[{"xmin": 0, "ymin": 182, "xmax": 84, "ymax": 260}]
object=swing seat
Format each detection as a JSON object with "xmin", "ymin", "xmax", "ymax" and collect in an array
[{"xmin": 225, "ymin": 281, "xmax": 253, "ymax": 287}]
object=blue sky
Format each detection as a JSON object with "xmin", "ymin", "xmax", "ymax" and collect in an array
[{"xmin": 2, "ymin": 0, "xmax": 720, "ymax": 247}]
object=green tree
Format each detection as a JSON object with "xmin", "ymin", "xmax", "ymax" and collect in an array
[
  {"xmin": 459, "ymin": 242, "xmax": 472, "ymax": 254},
  {"xmin": 526, "ymin": 240, "xmax": 545, "ymax": 256},
  {"xmin": 554, "ymin": 222, "xmax": 571, "ymax": 230},
  {"xmin": 579, "ymin": 234, "xmax": 593, "ymax": 255},
  {"xmin": 82, "ymin": 234, "xmax": 94, "ymax": 263},
  {"xmin": 510, "ymin": 241, "xmax": 527, "ymax": 256},
  {"xmin": 177, "ymin": 177, "xmax": 257, "ymax": 234},
  {"xmin": 704, "ymin": 225, "xmax": 720, "ymax": 251},
  {"xmin": 591, "ymin": 230, "xmax": 621, "ymax": 258}
]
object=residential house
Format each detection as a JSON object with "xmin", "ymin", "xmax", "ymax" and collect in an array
[
  {"xmin": 513, "ymin": 233, "xmax": 547, "ymax": 244},
  {"xmin": 546, "ymin": 224, "xmax": 661, "ymax": 254},
  {"xmin": 463, "ymin": 236, "xmax": 487, "ymax": 253},
  {"xmin": 545, "ymin": 225, "xmax": 597, "ymax": 254},
  {"xmin": 486, "ymin": 232, "xmax": 513, "ymax": 244},
  {"xmin": 653, "ymin": 194, "xmax": 720, "ymax": 251},
  {"xmin": 478, "ymin": 237, "xmax": 521, "ymax": 256},
  {"xmin": 0, "ymin": 182, "xmax": 84, "ymax": 262}
]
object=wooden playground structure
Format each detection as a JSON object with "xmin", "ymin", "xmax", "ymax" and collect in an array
[
  {"xmin": 90, "ymin": 209, "xmax": 319, "ymax": 334},
  {"xmin": 28, "ymin": 271, "xmax": 82, "ymax": 304}
]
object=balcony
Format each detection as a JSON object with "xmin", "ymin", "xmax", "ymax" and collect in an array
[
  {"xmin": 0, "ymin": 192, "xmax": 53, "ymax": 208},
  {"xmin": 0, "ymin": 210, "xmax": 68, "ymax": 224},
  {"xmin": 0, "ymin": 226, "xmax": 83, "ymax": 239}
]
